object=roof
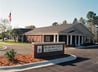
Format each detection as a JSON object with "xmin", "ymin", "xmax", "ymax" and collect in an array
[
  {"xmin": 24, "ymin": 24, "xmax": 73, "ymax": 35},
  {"xmin": 24, "ymin": 23, "xmax": 94, "ymax": 37},
  {"xmin": 13, "ymin": 28, "xmax": 32, "ymax": 34}
]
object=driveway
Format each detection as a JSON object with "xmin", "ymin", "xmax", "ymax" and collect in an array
[{"xmin": 20, "ymin": 47, "xmax": 98, "ymax": 72}]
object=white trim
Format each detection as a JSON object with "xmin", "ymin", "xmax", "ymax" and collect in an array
[
  {"xmin": 81, "ymin": 36, "xmax": 84, "ymax": 44},
  {"xmin": 70, "ymin": 35, "xmax": 72, "ymax": 45},
  {"xmin": 67, "ymin": 35, "xmax": 69, "ymax": 45},
  {"xmin": 54, "ymin": 35, "xmax": 56, "ymax": 43},
  {"xmin": 57, "ymin": 35, "xmax": 59, "ymax": 42},
  {"xmin": 78, "ymin": 36, "xmax": 80, "ymax": 46}
]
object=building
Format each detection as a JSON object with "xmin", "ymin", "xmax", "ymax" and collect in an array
[
  {"xmin": 12, "ymin": 28, "xmax": 32, "ymax": 42},
  {"xmin": 22, "ymin": 23, "xmax": 94, "ymax": 46}
]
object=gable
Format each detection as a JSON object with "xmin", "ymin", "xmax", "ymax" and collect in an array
[
  {"xmin": 59, "ymin": 26, "xmax": 84, "ymax": 35},
  {"xmin": 73, "ymin": 23, "xmax": 94, "ymax": 37}
]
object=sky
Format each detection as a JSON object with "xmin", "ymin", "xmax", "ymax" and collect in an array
[{"xmin": 0, "ymin": 0, "xmax": 98, "ymax": 28}]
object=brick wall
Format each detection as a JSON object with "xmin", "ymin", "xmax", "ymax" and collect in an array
[{"xmin": 26, "ymin": 35, "xmax": 43, "ymax": 42}]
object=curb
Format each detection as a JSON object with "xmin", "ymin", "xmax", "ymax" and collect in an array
[
  {"xmin": 0, "ymin": 46, "xmax": 7, "ymax": 51},
  {"xmin": 0, "ymin": 54, "xmax": 77, "ymax": 72},
  {"xmin": 77, "ymin": 45, "xmax": 98, "ymax": 48}
]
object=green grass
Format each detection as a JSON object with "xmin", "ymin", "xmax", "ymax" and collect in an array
[
  {"xmin": 0, "ymin": 45, "xmax": 3, "ymax": 48},
  {"xmin": 0, "ymin": 40, "xmax": 30, "ymax": 45}
]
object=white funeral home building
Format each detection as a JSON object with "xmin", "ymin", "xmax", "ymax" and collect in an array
[{"xmin": 23, "ymin": 23, "xmax": 94, "ymax": 46}]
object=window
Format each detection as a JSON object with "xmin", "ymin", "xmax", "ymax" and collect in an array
[
  {"xmin": 45, "ymin": 35, "xmax": 53, "ymax": 42},
  {"xmin": 45, "ymin": 36, "xmax": 51, "ymax": 42}
]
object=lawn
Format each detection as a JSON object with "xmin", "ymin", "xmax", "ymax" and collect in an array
[
  {"xmin": 0, "ymin": 40, "xmax": 30, "ymax": 45},
  {"xmin": 0, "ymin": 45, "xmax": 3, "ymax": 49}
]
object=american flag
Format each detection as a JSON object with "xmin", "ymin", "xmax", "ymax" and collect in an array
[{"xmin": 9, "ymin": 12, "xmax": 11, "ymax": 22}]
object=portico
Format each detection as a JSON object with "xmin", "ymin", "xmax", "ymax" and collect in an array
[{"xmin": 52, "ymin": 34, "xmax": 86, "ymax": 46}]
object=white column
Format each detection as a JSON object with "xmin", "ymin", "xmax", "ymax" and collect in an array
[
  {"xmin": 78, "ymin": 36, "xmax": 80, "ymax": 46},
  {"xmin": 70, "ymin": 35, "xmax": 72, "ymax": 45},
  {"xmin": 67, "ymin": 35, "xmax": 69, "ymax": 45},
  {"xmin": 75, "ymin": 36, "xmax": 77, "ymax": 46},
  {"xmin": 54, "ymin": 35, "xmax": 56, "ymax": 43},
  {"xmin": 57, "ymin": 35, "xmax": 59, "ymax": 42},
  {"xmin": 81, "ymin": 36, "xmax": 84, "ymax": 44}
]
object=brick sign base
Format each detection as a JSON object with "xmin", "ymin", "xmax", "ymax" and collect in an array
[{"xmin": 32, "ymin": 42, "xmax": 65, "ymax": 58}]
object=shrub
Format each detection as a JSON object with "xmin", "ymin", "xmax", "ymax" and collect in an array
[
  {"xmin": 5, "ymin": 49, "xmax": 16, "ymax": 62},
  {"xmin": 82, "ymin": 42, "xmax": 95, "ymax": 46}
]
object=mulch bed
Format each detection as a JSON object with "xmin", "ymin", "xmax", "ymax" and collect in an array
[
  {"xmin": 0, "ymin": 54, "xmax": 70, "ymax": 66},
  {"xmin": 0, "ymin": 54, "xmax": 43, "ymax": 66}
]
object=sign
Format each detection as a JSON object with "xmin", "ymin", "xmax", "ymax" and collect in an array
[
  {"xmin": 43, "ymin": 45, "xmax": 63, "ymax": 52},
  {"xmin": 32, "ymin": 42, "xmax": 65, "ymax": 58},
  {"xmin": 37, "ymin": 46, "xmax": 42, "ymax": 53}
]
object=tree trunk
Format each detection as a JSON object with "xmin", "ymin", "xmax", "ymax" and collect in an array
[{"xmin": 2, "ymin": 32, "xmax": 5, "ymax": 41}]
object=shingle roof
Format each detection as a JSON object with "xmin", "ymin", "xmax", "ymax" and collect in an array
[
  {"xmin": 24, "ymin": 23, "xmax": 94, "ymax": 37},
  {"xmin": 24, "ymin": 24, "xmax": 73, "ymax": 35}
]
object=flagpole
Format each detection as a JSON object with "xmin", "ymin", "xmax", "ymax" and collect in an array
[{"xmin": 8, "ymin": 12, "xmax": 12, "ymax": 39}]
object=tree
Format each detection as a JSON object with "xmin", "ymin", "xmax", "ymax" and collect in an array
[
  {"xmin": 79, "ymin": 17, "xmax": 85, "ymax": 24},
  {"xmin": 86, "ymin": 11, "xmax": 98, "ymax": 41},
  {"xmin": 52, "ymin": 22, "xmax": 58, "ymax": 26},
  {"xmin": 25, "ymin": 25, "xmax": 36, "ymax": 29},
  {"xmin": 93, "ymin": 16, "xmax": 98, "ymax": 25},
  {"xmin": 72, "ymin": 18, "xmax": 78, "ymax": 24},
  {"xmin": 87, "ymin": 11, "xmax": 98, "ymax": 25},
  {"xmin": 10, "ymin": 29, "xmax": 22, "ymax": 42},
  {"xmin": 62, "ymin": 20, "xmax": 67, "ymax": 24},
  {"xmin": 0, "ymin": 19, "xmax": 10, "ymax": 41},
  {"xmin": 87, "ymin": 11, "xmax": 96, "ymax": 23}
]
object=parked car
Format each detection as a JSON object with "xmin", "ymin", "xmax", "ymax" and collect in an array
[{"xmin": 4, "ymin": 37, "xmax": 8, "ymax": 40}]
